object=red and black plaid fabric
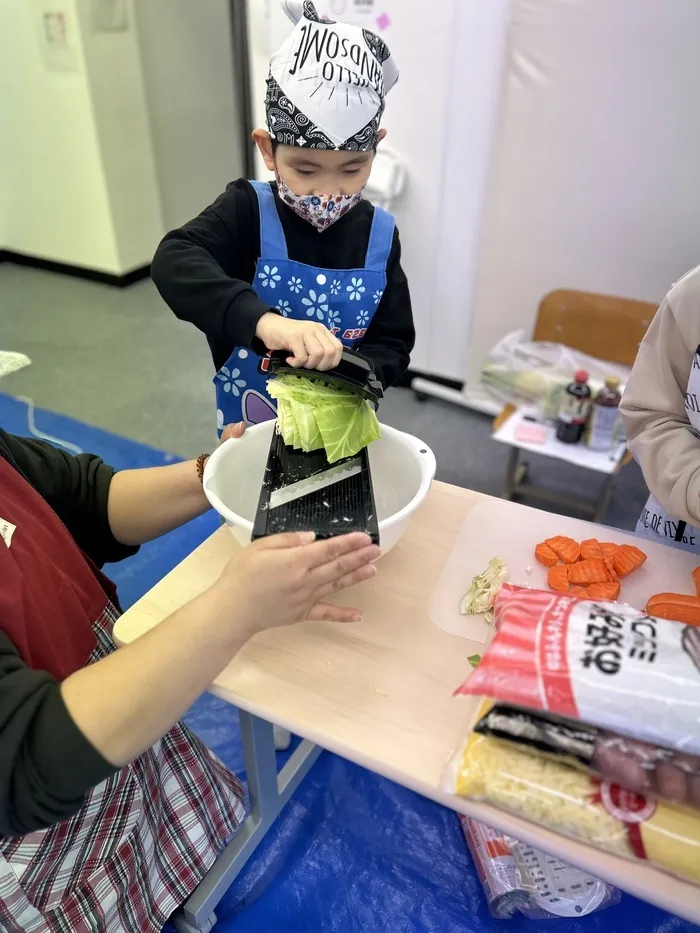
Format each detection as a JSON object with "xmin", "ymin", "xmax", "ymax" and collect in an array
[{"xmin": 0, "ymin": 604, "xmax": 246, "ymax": 933}]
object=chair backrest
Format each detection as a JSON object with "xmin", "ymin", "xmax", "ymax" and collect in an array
[{"xmin": 533, "ymin": 289, "xmax": 658, "ymax": 367}]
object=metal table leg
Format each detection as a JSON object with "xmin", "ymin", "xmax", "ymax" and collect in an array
[
  {"xmin": 593, "ymin": 473, "xmax": 616, "ymax": 524},
  {"xmin": 174, "ymin": 711, "xmax": 322, "ymax": 932},
  {"xmin": 502, "ymin": 445, "xmax": 520, "ymax": 500}
]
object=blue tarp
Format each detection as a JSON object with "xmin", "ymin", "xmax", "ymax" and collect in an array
[{"xmin": 2, "ymin": 394, "xmax": 696, "ymax": 933}]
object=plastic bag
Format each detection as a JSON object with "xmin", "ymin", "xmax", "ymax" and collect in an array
[
  {"xmin": 475, "ymin": 703, "xmax": 700, "ymax": 809},
  {"xmin": 459, "ymin": 816, "xmax": 620, "ymax": 919},
  {"xmin": 457, "ymin": 585, "xmax": 700, "ymax": 754},
  {"xmin": 449, "ymin": 718, "xmax": 700, "ymax": 885},
  {"xmin": 480, "ymin": 329, "xmax": 630, "ymax": 420}
]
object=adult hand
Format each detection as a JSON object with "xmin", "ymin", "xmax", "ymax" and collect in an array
[
  {"xmin": 256, "ymin": 312, "xmax": 343, "ymax": 371},
  {"xmin": 216, "ymin": 532, "xmax": 379, "ymax": 630}
]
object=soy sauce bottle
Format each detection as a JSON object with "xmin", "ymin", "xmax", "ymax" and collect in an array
[
  {"xmin": 556, "ymin": 370, "xmax": 591, "ymax": 444},
  {"xmin": 587, "ymin": 376, "xmax": 622, "ymax": 450}
]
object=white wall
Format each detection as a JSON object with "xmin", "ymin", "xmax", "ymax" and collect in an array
[
  {"xmin": 465, "ymin": 0, "xmax": 700, "ymax": 388},
  {"xmin": 132, "ymin": 0, "xmax": 245, "ymax": 232},
  {"xmin": 0, "ymin": 0, "xmax": 120, "ymax": 272}
]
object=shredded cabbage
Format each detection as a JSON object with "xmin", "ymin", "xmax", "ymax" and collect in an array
[
  {"xmin": 267, "ymin": 374, "xmax": 381, "ymax": 463},
  {"xmin": 460, "ymin": 557, "xmax": 509, "ymax": 617}
]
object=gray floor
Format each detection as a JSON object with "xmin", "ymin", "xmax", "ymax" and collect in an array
[{"xmin": 0, "ymin": 263, "xmax": 648, "ymax": 529}]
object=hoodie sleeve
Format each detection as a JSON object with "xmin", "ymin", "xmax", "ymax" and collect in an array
[{"xmin": 620, "ymin": 267, "xmax": 700, "ymax": 525}]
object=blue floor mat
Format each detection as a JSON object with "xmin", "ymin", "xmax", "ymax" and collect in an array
[{"xmin": 1, "ymin": 393, "xmax": 696, "ymax": 933}]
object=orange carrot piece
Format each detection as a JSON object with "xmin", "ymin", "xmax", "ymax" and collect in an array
[
  {"xmin": 692, "ymin": 567, "xmax": 700, "ymax": 597},
  {"xmin": 547, "ymin": 564, "xmax": 570, "ymax": 592},
  {"xmin": 545, "ymin": 536, "xmax": 580, "ymax": 565},
  {"xmin": 535, "ymin": 542, "xmax": 559, "ymax": 568},
  {"xmin": 604, "ymin": 558, "xmax": 619, "ymax": 582},
  {"xmin": 586, "ymin": 581, "xmax": 621, "ymax": 601},
  {"xmin": 568, "ymin": 559, "xmax": 609, "ymax": 585},
  {"xmin": 646, "ymin": 593, "xmax": 700, "ymax": 626},
  {"xmin": 613, "ymin": 544, "xmax": 648, "ymax": 578},
  {"xmin": 580, "ymin": 538, "xmax": 603, "ymax": 561},
  {"xmin": 569, "ymin": 586, "xmax": 587, "ymax": 598},
  {"xmin": 600, "ymin": 542, "xmax": 619, "ymax": 561}
]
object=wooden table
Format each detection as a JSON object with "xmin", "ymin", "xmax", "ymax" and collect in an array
[{"xmin": 114, "ymin": 481, "xmax": 700, "ymax": 931}]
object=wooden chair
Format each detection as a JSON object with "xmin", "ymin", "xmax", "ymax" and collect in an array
[
  {"xmin": 533, "ymin": 289, "xmax": 658, "ymax": 367},
  {"xmin": 498, "ymin": 288, "xmax": 658, "ymax": 520}
]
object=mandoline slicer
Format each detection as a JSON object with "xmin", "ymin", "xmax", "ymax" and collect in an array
[{"xmin": 252, "ymin": 350, "xmax": 382, "ymax": 545}]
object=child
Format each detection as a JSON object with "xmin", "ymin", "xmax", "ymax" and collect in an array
[
  {"xmin": 151, "ymin": 0, "xmax": 414, "ymax": 433},
  {"xmin": 620, "ymin": 264, "xmax": 700, "ymax": 551}
]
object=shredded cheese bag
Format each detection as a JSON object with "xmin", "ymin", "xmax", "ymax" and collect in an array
[
  {"xmin": 457, "ymin": 586, "xmax": 700, "ymax": 754},
  {"xmin": 452, "ymin": 722, "xmax": 700, "ymax": 885}
]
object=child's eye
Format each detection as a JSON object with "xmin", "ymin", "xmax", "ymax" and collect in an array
[
  {"xmin": 343, "ymin": 168, "xmax": 361, "ymax": 176},
  {"xmin": 295, "ymin": 168, "xmax": 315, "ymax": 177}
]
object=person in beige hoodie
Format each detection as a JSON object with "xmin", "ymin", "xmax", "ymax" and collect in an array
[{"xmin": 621, "ymin": 265, "xmax": 700, "ymax": 551}]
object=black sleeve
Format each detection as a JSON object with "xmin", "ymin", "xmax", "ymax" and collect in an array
[
  {"xmin": 0, "ymin": 631, "xmax": 117, "ymax": 836},
  {"xmin": 151, "ymin": 180, "xmax": 273, "ymax": 354},
  {"xmin": 0, "ymin": 431, "xmax": 137, "ymax": 567},
  {"xmin": 357, "ymin": 229, "xmax": 415, "ymax": 388}
]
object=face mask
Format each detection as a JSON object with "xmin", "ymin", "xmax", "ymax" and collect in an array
[{"xmin": 276, "ymin": 173, "xmax": 363, "ymax": 233}]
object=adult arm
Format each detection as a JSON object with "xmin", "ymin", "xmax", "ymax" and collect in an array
[
  {"xmin": 620, "ymin": 287, "xmax": 700, "ymax": 524},
  {"xmin": 358, "ymin": 231, "xmax": 415, "ymax": 388},
  {"xmin": 1, "ymin": 532, "xmax": 378, "ymax": 836}
]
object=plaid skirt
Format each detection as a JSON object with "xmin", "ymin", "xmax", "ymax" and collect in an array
[{"xmin": 0, "ymin": 603, "xmax": 246, "ymax": 933}]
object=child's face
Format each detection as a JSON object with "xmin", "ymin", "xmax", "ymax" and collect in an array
[{"xmin": 253, "ymin": 129, "xmax": 384, "ymax": 196}]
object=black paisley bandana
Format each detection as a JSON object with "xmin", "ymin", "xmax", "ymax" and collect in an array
[{"xmin": 266, "ymin": 0, "xmax": 398, "ymax": 151}]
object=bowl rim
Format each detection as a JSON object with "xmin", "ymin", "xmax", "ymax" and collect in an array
[{"xmin": 203, "ymin": 420, "xmax": 436, "ymax": 532}]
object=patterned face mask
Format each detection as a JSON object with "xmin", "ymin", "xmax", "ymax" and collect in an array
[{"xmin": 276, "ymin": 172, "xmax": 363, "ymax": 233}]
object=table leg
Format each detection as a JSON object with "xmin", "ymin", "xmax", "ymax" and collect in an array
[
  {"xmin": 502, "ymin": 446, "xmax": 520, "ymax": 500},
  {"xmin": 174, "ymin": 711, "xmax": 322, "ymax": 932},
  {"xmin": 593, "ymin": 473, "xmax": 615, "ymax": 524}
]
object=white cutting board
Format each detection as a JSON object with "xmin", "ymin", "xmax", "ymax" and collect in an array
[{"xmin": 429, "ymin": 499, "xmax": 700, "ymax": 641}]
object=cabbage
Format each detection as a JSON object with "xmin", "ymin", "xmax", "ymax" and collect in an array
[
  {"xmin": 459, "ymin": 557, "xmax": 509, "ymax": 617},
  {"xmin": 267, "ymin": 374, "xmax": 381, "ymax": 463}
]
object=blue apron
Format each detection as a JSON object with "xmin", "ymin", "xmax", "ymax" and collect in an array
[{"xmin": 214, "ymin": 180, "xmax": 395, "ymax": 431}]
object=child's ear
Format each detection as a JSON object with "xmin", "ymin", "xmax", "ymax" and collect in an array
[
  {"xmin": 377, "ymin": 128, "xmax": 388, "ymax": 145},
  {"xmin": 252, "ymin": 129, "xmax": 276, "ymax": 173}
]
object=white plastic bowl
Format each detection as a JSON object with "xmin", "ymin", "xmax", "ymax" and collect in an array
[{"xmin": 203, "ymin": 420, "xmax": 436, "ymax": 555}]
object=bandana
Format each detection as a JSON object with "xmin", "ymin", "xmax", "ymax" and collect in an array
[
  {"xmin": 266, "ymin": 0, "xmax": 398, "ymax": 151},
  {"xmin": 276, "ymin": 172, "xmax": 363, "ymax": 232}
]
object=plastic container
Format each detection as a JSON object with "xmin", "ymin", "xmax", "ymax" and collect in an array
[
  {"xmin": 556, "ymin": 370, "xmax": 591, "ymax": 444},
  {"xmin": 203, "ymin": 420, "xmax": 436, "ymax": 555},
  {"xmin": 587, "ymin": 376, "xmax": 622, "ymax": 450}
]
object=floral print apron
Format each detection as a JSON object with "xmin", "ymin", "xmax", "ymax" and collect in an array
[{"xmin": 214, "ymin": 180, "xmax": 395, "ymax": 432}]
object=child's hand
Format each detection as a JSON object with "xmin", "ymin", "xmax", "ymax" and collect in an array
[{"xmin": 256, "ymin": 312, "xmax": 343, "ymax": 371}]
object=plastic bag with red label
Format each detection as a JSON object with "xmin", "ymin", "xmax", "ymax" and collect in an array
[
  {"xmin": 474, "ymin": 703, "xmax": 700, "ymax": 809},
  {"xmin": 457, "ymin": 585, "xmax": 700, "ymax": 754},
  {"xmin": 459, "ymin": 815, "xmax": 621, "ymax": 919},
  {"xmin": 447, "ymin": 715, "xmax": 700, "ymax": 885}
]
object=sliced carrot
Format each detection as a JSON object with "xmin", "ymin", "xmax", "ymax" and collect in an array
[
  {"xmin": 569, "ymin": 586, "xmax": 587, "ymax": 598},
  {"xmin": 646, "ymin": 593, "xmax": 700, "ymax": 626},
  {"xmin": 580, "ymin": 538, "xmax": 603, "ymax": 561},
  {"xmin": 600, "ymin": 542, "xmax": 619, "ymax": 561},
  {"xmin": 585, "ymin": 581, "xmax": 621, "ymax": 601},
  {"xmin": 613, "ymin": 544, "xmax": 648, "ymax": 578},
  {"xmin": 535, "ymin": 542, "xmax": 559, "ymax": 568},
  {"xmin": 604, "ymin": 558, "xmax": 619, "ymax": 582},
  {"xmin": 568, "ymin": 559, "xmax": 609, "ymax": 585},
  {"xmin": 545, "ymin": 536, "xmax": 580, "ymax": 565},
  {"xmin": 547, "ymin": 564, "xmax": 570, "ymax": 592},
  {"xmin": 692, "ymin": 567, "xmax": 700, "ymax": 597}
]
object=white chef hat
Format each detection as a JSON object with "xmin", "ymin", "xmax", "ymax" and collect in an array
[{"xmin": 266, "ymin": 0, "xmax": 399, "ymax": 151}]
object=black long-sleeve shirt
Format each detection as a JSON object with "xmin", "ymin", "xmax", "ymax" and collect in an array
[
  {"xmin": 0, "ymin": 432, "xmax": 134, "ymax": 836},
  {"xmin": 151, "ymin": 179, "xmax": 415, "ymax": 388}
]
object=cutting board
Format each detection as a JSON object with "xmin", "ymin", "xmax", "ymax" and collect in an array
[{"xmin": 429, "ymin": 499, "xmax": 700, "ymax": 641}]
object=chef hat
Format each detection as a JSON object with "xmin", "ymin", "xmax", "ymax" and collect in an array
[{"xmin": 266, "ymin": 0, "xmax": 398, "ymax": 151}]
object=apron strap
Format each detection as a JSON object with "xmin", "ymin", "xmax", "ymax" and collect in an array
[
  {"xmin": 250, "ymin": 180, "xmax": 289, "ymax": 259},
  {"xmin": 364, "ymin": 205, "xmax": 396, "ymax": 273}
]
